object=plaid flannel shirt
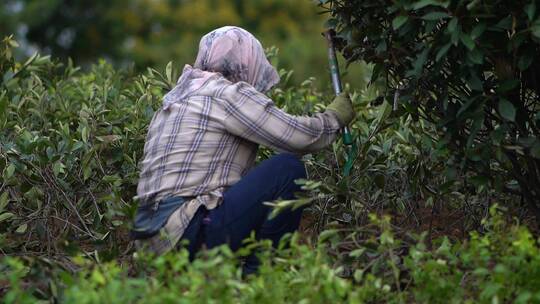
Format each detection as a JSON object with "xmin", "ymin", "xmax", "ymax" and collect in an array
[{"xmin": 135, "ymin": 74, "xmax": 343, "ymax": 253}]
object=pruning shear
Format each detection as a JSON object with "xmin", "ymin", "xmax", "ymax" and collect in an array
[{"xmin": 324, "ymin": 30, "xmax": 357, "ymax": 177}]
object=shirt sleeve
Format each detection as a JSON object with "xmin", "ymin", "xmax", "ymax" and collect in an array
[{"xmin": 220, "ymin": 82, "xmax": 344, "ymax": 154}]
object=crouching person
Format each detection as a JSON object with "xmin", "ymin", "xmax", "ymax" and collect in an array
[{"xmin": 131, "ymin": 26, "xmax": 354, "ymax": 275}]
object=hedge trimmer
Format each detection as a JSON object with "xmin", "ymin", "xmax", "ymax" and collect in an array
[{"xmin": 324, "ymin": 30, "xmax": 357, "ymax": 177}]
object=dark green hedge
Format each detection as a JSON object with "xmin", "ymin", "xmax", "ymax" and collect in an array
[{"xmin": 320, "ymin": 0, "xmax": 540, "ymax": 221}]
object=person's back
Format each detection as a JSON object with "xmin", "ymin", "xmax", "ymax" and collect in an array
[{"xmin": 137, "ymin": 75, "xmax": 257, "ymax": 210}]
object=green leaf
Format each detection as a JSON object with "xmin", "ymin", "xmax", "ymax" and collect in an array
[
  {"xmin": 371, "ymin": 63, "xmax": 385, "ymax": 83},
  {"xmin": 466, "ymin": 0, "xmax": 480, "ymax": 10},
  {"xmin": 81, "ymin": 126, "xmax": 89, "ymax": 143},
  {"xmin": 449, "ymin": 19, "xmax": 462, "ymax": 45},
  {"xmin": 15, "ymin": 223, "xmax": 27, "ymax": 234},
  {"xmin": 46, "ymin": 146, "xmax": 55, "ymax": 160},
  {"xmin": 408, "ymin": 48, "xmax": 429, "ymax": 77},
  {"xmin": 165, "ymin": 61, "xmax": 174, "ymax": 85},
  {"xmin": 392, "ymin": 15, "xmax": 409, "ymax": 30},
  {"xmin": 0, "ymin": 212, "xmax": 14, "ymax": 223},
  {"xmin": 0, "ymin": 192, "xmax": 9, "ymax": 213},
  {"xmin": 531, "ymin": 19, "xmax": 540, "ymax": 39},
  {"xmin": 4, "ymin": 163, "xmax": 15, "ymax": 179},
  {"xmin": 481, "ymin": 283, "xmax": 501, "ymax": 299},
  {"xmin": 422, "ymin": 12, "xmax": 450, "ymax": 21},
  {"xmin": 436, "ymin": 42, "xmax": 452, "ymax": 61},
  {"xmin": 460, "ymin": 33, "xmax": 476, "ymax": 50},
  {"xmin": 447, "ymin": 18, "xmax": 458, "ymax": 33},
  {"xmin": 525, "ymin": 2, "xmax": 536, "ymax": 21},
  {"xmin": 8, "ymin": 39, "xmax": 19, "ymax": 48},
  {"xmin": 494, "ymin": 15, "xmax": 512, "ymax": 31},
  {"xmin": 21, "ymin": 52, "xmax": 38, "ymax": 70},
  {"xmin": 53, "ymin": 161, "xmax": 65, "ymax": 177},
  {"xmin": 413, "ymin": 0, "xmax": 449, "ymax": 10},
  {"xmin": 318, "ymin": 229, "xmax": 338, "ymax": 243},
  {"xmin": 470, "ymin": 23, "xmax": 486, "ymax": 39},
  {"xmin": 375, "ymin": 101, "xmax": 393, "ymax": 129},
  {"xmin": 0, "ymin": 92, "xmax": 7, "ymax": 116},
  {"xmin": 467, "ymin": 73, "xmax": 483, "ymax": 91},
  {"xmin": 91, "ymin": 270, "xmax": 106, "ymax": 285},
  {"xmin": 498, "ymin": 99, "xmax": 516, "ymax": 121},
  {"xmin": 83, "ymin": 165, "xmax": 93, "ymax": 181},
  {"xmin": 516, "ymin": 292, "xmax": 532, "ymax": 304}
]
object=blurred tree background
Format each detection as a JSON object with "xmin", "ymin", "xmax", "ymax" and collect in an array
[{"xmin": 0, "ymin": 0, "xmax": 368, "ymax": 87}]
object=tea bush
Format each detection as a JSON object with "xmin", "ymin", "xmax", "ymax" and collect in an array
[
  {"xmin": 1, "ymin": 30, "xmax": 537, "ymax": 303},
  {"xmin": 320, "ymin": 0, "xmax": 540, "ymax": 223},
  {"xmin": 2, "ymin": 209, "xmax": 540, "ymax": 303},
  {"xmin": 1, "ymin": 35, "xmax": 163, "ymax": 256},
  {"xmin": 0, "ymin": 36, "xmax": 367, "ymax": 256},
  {"xmin": 0, "ymin": 33, "xmax": 439, "ymax": 257}
]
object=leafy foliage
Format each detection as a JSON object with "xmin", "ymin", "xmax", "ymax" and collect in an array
[
  {"xmin": 0, "ymin": 35, "xmax": 170, "ymax": 255},
  {"xmin": 2, "ymin": 210, "xmax": 540, "ymax": 303},
  {"xmin": 1, "ymin": 10, "xmax": 538, "ymax": 301},
  {"xmin": 0, "ymin": 23, "xmax": 513, "ymax": 259},
  {"xmin": 320, "ymin": 0, "xmax": 540, "ymax": 223}
]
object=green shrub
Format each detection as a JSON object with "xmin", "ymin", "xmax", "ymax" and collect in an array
[
  {"xmin": 0, "ymin": 35, "xmax": 168, "ymax": 254},
  {"xmin": 0, "ymin": 35, "xmax": 358, "ymax": 255},
  {"xmin": 0, "ymin": 30, "xmax": 486, "ymax": 259},
  {"xmin": 2, "ymin": 211, "xmax": 540, "ymax": 303},
  {"xmin": 2, "ymin": 34, "xmax": 540, "ymax": 303},
  {"xmin": 320, "ymin": 0, "xmax": 540, "ymax": 223},
  {"xmin": 1, "ymin": 33, "xmax": 414, "ymax": 256}
]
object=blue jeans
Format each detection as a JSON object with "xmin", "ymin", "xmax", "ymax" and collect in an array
[{"xmin": 179, "ymin": 153, "xmax": 307, "ymax": 273}]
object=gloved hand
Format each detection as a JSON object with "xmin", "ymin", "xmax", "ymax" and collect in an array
[{"xmin": 325, "ymin": 92, "xmax": 355, "ymax": 126}]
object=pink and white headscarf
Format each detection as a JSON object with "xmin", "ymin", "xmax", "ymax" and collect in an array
[{"xmin": 163, "ymin": 26, "xmax": 280, "ymax": 110}]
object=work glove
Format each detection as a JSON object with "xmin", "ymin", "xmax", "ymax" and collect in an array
[{"xmin": 325, "ymin": 92, "xmax": 355, "ymax": 126}]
